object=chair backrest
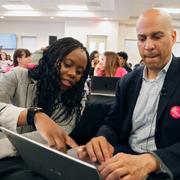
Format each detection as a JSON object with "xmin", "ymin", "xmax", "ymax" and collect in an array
[{"xmin": 70, "ymin": 95, "xmax": 115, "ymax": 144}]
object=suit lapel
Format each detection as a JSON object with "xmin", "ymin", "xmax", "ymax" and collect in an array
[{"xmin": 156, "ymin": 57, "xmax": 180, "ymax": 122}]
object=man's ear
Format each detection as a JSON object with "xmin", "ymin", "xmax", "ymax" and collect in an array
[{"xmin": 172, "ymin": 30, "xmax": 177, "ymax": 44}]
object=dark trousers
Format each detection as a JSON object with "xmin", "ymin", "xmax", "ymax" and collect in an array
[{"xmin": 0, "ymin": 157, "xmax": 47, "ymax": 180}]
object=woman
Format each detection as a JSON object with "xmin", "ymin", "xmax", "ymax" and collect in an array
[
  {"xmin": 0, "ymin": 51, "xmax": 10, "ymax": 73},
  {"xmin": 13, "ymin": 48, "xmax": 36, "ymax": 69},
  {"xmin": 0, "ymin": 36, "xmax": 91, "ymax": 150},
  {"xmin": 94, "ymin": 51, "xmax": 127, "ymax": 77},
  {"xmin": 0, "ymin": 37, "xmax": 91, "ymax": 179},
  {"xmin": 89, "ymin": 50, "xmax": 99, "ymax": 77}
]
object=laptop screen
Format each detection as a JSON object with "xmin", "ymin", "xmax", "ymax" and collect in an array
[
  {"xmin": 90, "ymin": 76, "xmax": 120, "ymax": 95},
  {"xmin": 0, "ymin": 127, "xmax": 102, "ymax": 180}
]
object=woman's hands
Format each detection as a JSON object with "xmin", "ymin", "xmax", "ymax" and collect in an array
[
  {"xmin": 34, "ymin": 112, "xmax": 78, "ymax": 152},
  {"xmin": 18, "ymin": 110, "xmax": 78, "ymax": 152}
]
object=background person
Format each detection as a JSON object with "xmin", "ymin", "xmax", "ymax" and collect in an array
[
  {"xmin": 13, "ymin": 48, "xmax": 36, "ymax": 69},
  {"xmin": 89, "ymin": 50, "xmax": 100, "ymax": 77},
  {"xmin": 94, "ymin": 51, "xmax": 127, "ymax": 78},
  {"xmin": 117, "ymin": 51, "xmax": 132, "ymax": 72},
  {"xmin": 134, "ymin": 59, "xmax": 145, "ymax": 69},
  {"xmin": 0, "ymin": 51, "xmax": 13, "ymax": 73}
]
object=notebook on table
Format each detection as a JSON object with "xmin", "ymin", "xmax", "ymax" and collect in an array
[
  {"xmin": 90, "ymin": 76, "xmax": 120, "ymax": 96},
  {"xmin": 0, "ymin": 127, "xmax": 101, "ymax": 180}
]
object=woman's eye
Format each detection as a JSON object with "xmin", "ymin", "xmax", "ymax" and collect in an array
[
  {"xmin": 76, "ymin": 70, "xmax": 83, "ymax": 75},
  {"xmin": 64, "ymin": 62, "xmax": 72, "ymax": 67}
]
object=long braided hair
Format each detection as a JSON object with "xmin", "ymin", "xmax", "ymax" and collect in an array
[{"xmin": 28, "ymin": 37, "xmax": 91, "ymax": 124}]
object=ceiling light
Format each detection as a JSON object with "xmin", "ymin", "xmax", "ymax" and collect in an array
[
  {"xmin": 103, "ymin": 18, "xmax": 108, "ymax": 20},
  {"xmin": 2, "ymin": 4, "xmax": 33, "ymax": 10},
  {"xmin": 58, "ymin": 5, "xmax": 88, "ymax": 11},
  {"xmin": 50, "ymin": 16, "xmax": 54, "ymax": 19},
  {"xmin": 0, "ymin": 16, "xmax": 5, "ymax": 19},
  {"xmin": 5, "ymin": 11, "xmax": 41, "ymax": 16},
  {"xmin": 154, "ymin": 8, "xmax": 180, "ymax": 14},
  {"xmin": 58, "ymin": 11, "xmax": 94, "ymax": 17}
]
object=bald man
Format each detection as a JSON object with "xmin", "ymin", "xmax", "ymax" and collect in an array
[{"xmin": 78, "ymin": 9, "xmax": 180, "ymax": 180}]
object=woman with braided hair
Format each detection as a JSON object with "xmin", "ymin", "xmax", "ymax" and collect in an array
[
  {"xmin": 0, "ymin": 37, "xmax": 91, "ymax": 179},
  {"xmin": 0, "ymin": 37, "xmax": 91, "ymax": 155}
]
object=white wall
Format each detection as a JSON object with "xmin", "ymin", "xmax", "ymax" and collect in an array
[
  {"xmin": 0, "ymin": 21, "xmax": 65, "ymax": 55},
  {"xmin": 64, "ymin": 20, "xmax": 119, "ymax": 52},
  {"xmin": 1, "ymin": 19, "xmax": 180, "ymax": 66},
  {"xmin": 118, "ymin": 24, "xmax": 140, "ymax": 66},
  {"xmin": 173, "ymin": 27, "xmax": 180, "ymax": 56},
  {"xmin": 0, "ymin": 20, "xmax": 119, "ymax": 56}
]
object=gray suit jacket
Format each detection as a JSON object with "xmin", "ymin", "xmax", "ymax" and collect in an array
[
  {"xmin": 0, "ymin": 67, "xmax": 77, "ymax": 158},
  {"xmin": 0, "ymin": 67, "xmax": 34, "ymax": 132}
]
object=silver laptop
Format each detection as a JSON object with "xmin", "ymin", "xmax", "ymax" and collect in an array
[
  {"xmin": 0, "ymin": 127, "xmax": 101, "ymax": 180},
  {"xmin": 90, "ymin": 76, "xmax": 120, "ymax": 96}
]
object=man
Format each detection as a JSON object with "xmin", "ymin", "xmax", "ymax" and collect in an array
[
  {"xmin": 134, "ymin": 59, "xmax": 145, "ymax": 69},
  {"xmin": 117, "ymin": 51, "xmax": 132, "ymax": 72},
  {"xmin": 78, "ymin": 9, "xmax": 180, "ymax": 180}
]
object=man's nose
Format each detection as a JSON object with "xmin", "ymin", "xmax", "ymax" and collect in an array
[{"xmin": 144, "ymin": 39, "xmax": 155, "ymax": 50}]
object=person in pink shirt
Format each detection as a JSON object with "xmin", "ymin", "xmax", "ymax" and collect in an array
[
  {"xmin": 0, "ymin": 52, "xmax": 13, "ymax": 73},
  {"xmin": 94, "ymin": 51, "xmax": 127, "ymax": 78},
  {"xmin": 13, "ymin": 48, "xmax": 36, "ymax": 69}
]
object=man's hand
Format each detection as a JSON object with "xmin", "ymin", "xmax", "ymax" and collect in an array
[
  {"xmin": 98, "ymin": 153, "xmax": 160, "ymax": 180},
  {"xmin": 34, "ymin": 112, "xmax": 78, "ymax": 152},
  {"xmin": 78, "ymin": 136, "xmax": 114, "ymax": 163}
]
